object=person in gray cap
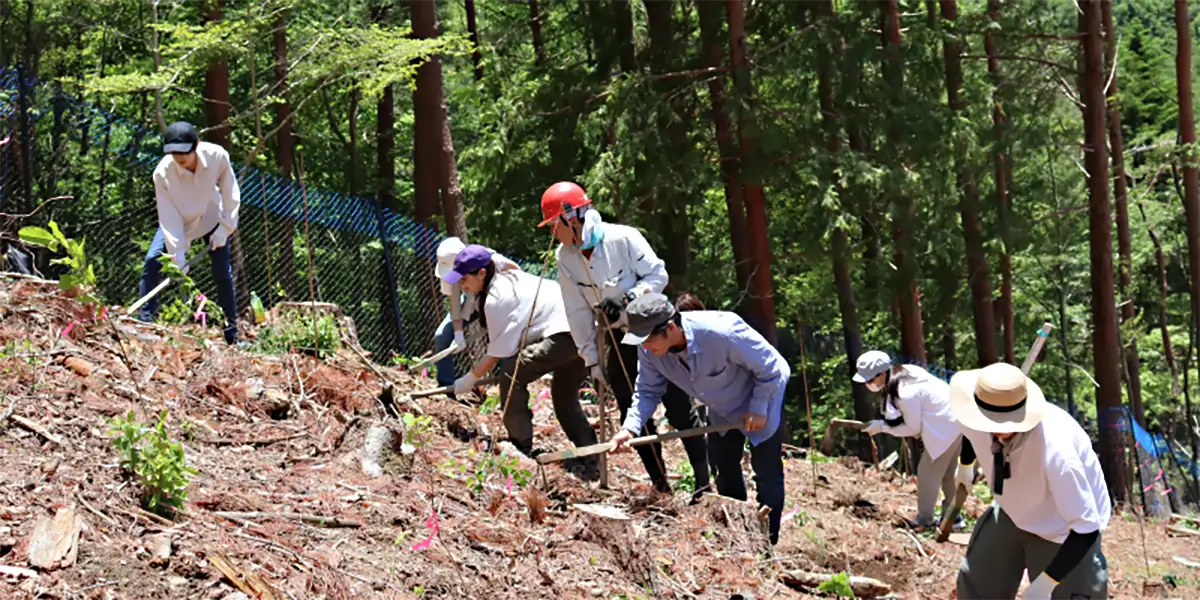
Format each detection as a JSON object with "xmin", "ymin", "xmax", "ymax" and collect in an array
[
  {"xmin": 853, "ymin": 350, "xmax": 963, "ymax": 530},
  {"xmin": 139, "ymin": 121, "xmax": 241, "ymax": 344},
  {"xmin": 609, "ymin": 293, "xmax": 790, "ymax": 544}
]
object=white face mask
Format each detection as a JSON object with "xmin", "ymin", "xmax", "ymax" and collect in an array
[{"xmin": 865, "ymin": 377, "xmax": 885, "ymax": 393}]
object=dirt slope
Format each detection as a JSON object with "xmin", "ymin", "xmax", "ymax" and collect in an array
[{"xmin": 0, "ymin": 276, "xmax": 1196, "ymax": 599}]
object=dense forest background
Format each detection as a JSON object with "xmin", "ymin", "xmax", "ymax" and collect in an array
[{"xmin": 3, "ymin": 0, "xmax": 1200, "ymax": 505}]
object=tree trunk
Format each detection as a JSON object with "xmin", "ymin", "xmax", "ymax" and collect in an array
[
  {"xmin": 1176, "ymin": 0, "xmax": 1200, "ymax": 460},
  {"xmin": 817, "ymin": 0, "xmax": 871, "ymax": 455},
  {"xmin": 727, "ymin": 0, "xmax": 777, "ymax": 345},
  {"xmin": 465, "ymin": 0, "xmax": 483, "ymax": 80},
  {"xmin": 411, "ymin": 0, "xmax": 468, "ymax": 241},
  {"xmin": 348, "ymin": 87, "xmax": 361, "ymax": 196},
  {"xmin": 376, "ymin": 83, "xmax": 403, "ymax": 352},
  {"xmin": 881, "ymin": 0, "xmax": 926, "ymax": 362},
  {"xmin": 202, "ymin": 0, "xmax": 249, "ymax": 319},
  {"xmin": 697, "ymin": 0, "xmax": 754, "ymax": 308},
  {"xmin": 410, "ymin": 0, "xmax": 441, "ymax": 227},
  {"xmin": 985, "ymin": 0, "xmax": 1015, "ymax": 364},
  {"xmin": 1102, "ymin": 0, "xmax": 1144, "ymax": 426},
  {"xmin": 529, "ymin": 0, "xmax": 546, "ymax": 66},
  {"xmin": 941, "ymin": 0, "xmax": 997, "ymax": 367},
  {"xmin": 645, "ymin": 0, "xmax": 692, "ymax": 289},
  {"xmin": 1081, "ymin": 0, "xmax": 1128, "ymax": 503},
  {"xmin": 615, "ymin": 0, "xmax": 637, "ymax": 72},
  {"xmin": 273, "ymin": 13, "xmax": 296, "ymax": 299}
]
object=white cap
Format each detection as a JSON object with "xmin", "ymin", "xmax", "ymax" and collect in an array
[
  {"xmin": 435, "ymin": 237, "xmax": 465, "ymax": 296},
  {"xmin": 852, "ymin": 350, "xmax": 892, "ymax": 383}
]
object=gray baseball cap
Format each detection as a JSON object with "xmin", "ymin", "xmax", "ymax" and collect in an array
[
  {"xmin": 621, "ymin": 293, "xmax": 676, "ymax": 345},
  {"xmin": 852, "ymin": 350, "xmax": 892, "ymax": 383}
]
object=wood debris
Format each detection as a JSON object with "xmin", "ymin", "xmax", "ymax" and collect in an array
[
  {"xmin": 780, "ymin": 570, "xmax": 892, "ymax": 597},
  {"xmin": 27, "ymin": 506, "xmax": 82, "ymax": 570},
  {"xmin": 207, "ymin": 550, "xmax": 281, "ymax": 600}
]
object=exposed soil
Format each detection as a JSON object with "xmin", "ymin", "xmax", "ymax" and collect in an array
[{"xmin": 0, "ymin": 276, "xmax": 1196, "ymax": 599}]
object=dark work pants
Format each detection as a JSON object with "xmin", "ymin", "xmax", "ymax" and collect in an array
[
  {"xmin": 957, "ymin": 505, "xmax": 1107, "ymax": 599},
  {"xmin": 500, "ymin": 332, "xmax": 598, "ymax": 453},
  {"xmin": 607, "ymin": 340, "xmax": 710, "ymax": 494},
  {"xmin": 138, "ymin": 226, "xmax": 238, "ymax": 344},
  {"xmin": 707, "ymin": 408, "xmax": 786, "ymax": 545}
]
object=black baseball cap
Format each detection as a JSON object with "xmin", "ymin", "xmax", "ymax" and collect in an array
[
  {"xmin": 622, "ymin": 293, "xmax": 677, "ymax": 345},
  {"xmin": 163, "ymin": 121, "xmax": 199, "ymax": 154}
]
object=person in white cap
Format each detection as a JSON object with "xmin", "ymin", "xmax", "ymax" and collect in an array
[
  {"xmin": 444, "ymin": 245, "xmax": 598, "ymax": 462},
  {"xmin": 853, "ymin": 350, "xmax": 963, "ymax": 530},
  {"xmin": 429, "ymin": 237, "xmax": 519, "ymax": 389},
  {"xmin": 949, "ymin": 363, "xmax": 1110, "ymax": 600}
]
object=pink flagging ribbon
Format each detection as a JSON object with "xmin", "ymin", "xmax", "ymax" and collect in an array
[
  {"xmin": 0, "ymin": 135, "xmax": 9, "ymax": 147},
  {"xmin": 506, "ymin": 474, "xmax": 514, "ymax": 498},
  {"xmin": 61, "ymin": 320, "xmax": 78, "ymax": 337},
  {"xmin": 410, "ymin": 509, "xmax": 439, "ymax": 551},
  {"xmin": 193, "ymin": 294, "xmax": 208, "ymax": 328},
  {"xmin": 531, "ymin": 389, "xmax": 551, "ymax": 412},
  {"xmin": 420, "ymin": 368, "xmax": 429, "ymax": 379},
  {"xmin": 60, "ymin": 306, "xmax": 111, "ymax": 338}
]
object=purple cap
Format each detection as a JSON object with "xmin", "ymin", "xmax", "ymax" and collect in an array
[{"xmin": 444, "ymin": 244, "xmax": 493, "ymax": 284}]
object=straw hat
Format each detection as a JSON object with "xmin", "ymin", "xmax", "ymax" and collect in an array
[{"xmin": 948, "ymin": 363, "xmax": 1047, "ymax": 434}]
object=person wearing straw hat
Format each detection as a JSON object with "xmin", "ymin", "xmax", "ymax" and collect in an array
[
  {"xmin": 429, "ymin": 236, "xmax": 519, "ymax": 390},
  {"xmin": 949, "ymin": 363, "xmax": 1110, "ymax": 600},
  {"xmin": 139, "ymin": 121, "xmax": 241, "ymax": 344},
  {"xmin": 444, "ymin": 245, "xmax": 598, "ymax": 466},
  {"xmin": 538, "ymin": 181, "xmax": 710, "ymax": 495},
  {"xmin": 609, "ymin": 293, "xmax": 790, "ymax": 543},
  {"xmin": 852, "ymin": 350, "xmax": 963, "ymax": 531}
]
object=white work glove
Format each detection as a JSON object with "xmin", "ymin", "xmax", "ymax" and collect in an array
[
  {"xmin": 453, "ymin": 372, "xmax": 479, "ymax": 394},
  {"xmin": 451, "ymin": 330, "xmax": 467, "ymax": 352},
  {"xmin": 209, "ymin": 227, "xmax": 229, "ymax": 251},
  {"xmin": 956, "ymin": 461, "xmax": 976, "ymax": 490},
  {"xmin": 863, "ymin": 420, "xmax": 885, "ymax": 435},
  {"xmin": 1022, "ymin": 574, "xmax": 1057, "ymax": 600},
  {"xmin": 589, "ymin": 364, "xmax": 608, "ymax": 386}
]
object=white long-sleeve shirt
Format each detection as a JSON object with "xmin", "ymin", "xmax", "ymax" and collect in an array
[
  {"xmin": 482, "ymin": 270, "xmax": 571, "ymax": 358},
  {"xmin": 152, "ymin": 141, "xmax": 241, "ymax": 267},
  {"xmin": 555, "ymin": 222, "xmax": 668, "ymax": 367},
  {"xmin": 880, "ymin": 365, "xmax": 960, "ymax": 460}
]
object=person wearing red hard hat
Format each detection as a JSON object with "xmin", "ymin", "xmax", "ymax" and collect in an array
[{"xmin": 539, "ymin": 181, "xmax": 710, "ymax": 496}]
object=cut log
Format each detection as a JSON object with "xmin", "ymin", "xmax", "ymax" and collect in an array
[
  {"xmin": 63, "ymin": 356, "xmax": 96, "ymax": 377},
  {"xmin": 780, "ymin": 570, "xmax": 892, "ymax": 597},
  {"xmin": 0, "ymin": 564, "xmax": 38, "ymax": 580},
  {"xmin": 27, "ymin": 506, "xmax": 82, "ymax": 570}
]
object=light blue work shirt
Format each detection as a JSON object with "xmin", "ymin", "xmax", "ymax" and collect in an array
[{"xmin": 621, "ymin": 311, "xmax": 791, "ymax": 445}]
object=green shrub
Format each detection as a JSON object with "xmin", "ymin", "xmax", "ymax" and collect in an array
[
  {"xmin": 18, "ymin": 221, "xmax": 99, "ymax": 305},
  {"xmin": 108, "ymin": 411, "xmax": 198, "ymax": 516},
  {"xmin": 817, "ymin": 572, "xmax": 856, "ymax": 598},
  {"xmin": 254, "ymin": 310, "xmax": 342, "ymax": 358}
]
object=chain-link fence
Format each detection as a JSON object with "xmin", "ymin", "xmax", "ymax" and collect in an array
[{"xmin": 0, "ymin": 67, "xmax": 548, "ymax": 370}]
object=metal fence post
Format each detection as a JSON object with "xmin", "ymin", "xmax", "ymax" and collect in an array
[
  {"xmin": 375, "ymin": 200, "xmax": 407, "ymax": 356},
  {"xmin": 16, "ymin": 62, "xmax": 34, "ymax": 213}
]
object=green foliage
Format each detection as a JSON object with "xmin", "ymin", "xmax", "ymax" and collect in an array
[
  {"xmin": 674, "ymin": 461, "xmax": 696, "ymax": 495},
  {"xmin": 154, "ymin": 256, "xmax": 227, "ymax": 329},
  {"xmin": 402, "ymin": 412, "xmax": 434, "ymax": 448},
  {"xmin": 18, "ymin": 222, "xmax": 99, "ymax": 305},
  {"xmin": 817, "ymin": 572, "xmax": 856, "ymax": 599},
  {"xmin": 466, "ymin": 451, "xmax": 532, "ymax": 497},
  {"xmin": 479, "ymin": 393, "xmax": 501, "ymax": 416},
  {"xmin": 254, "ymin": 310, "xmax": 342, "ymax": 358},
  {"xmin": 108, "ymin": 411, "xmax": 198, "ymax": 516}
]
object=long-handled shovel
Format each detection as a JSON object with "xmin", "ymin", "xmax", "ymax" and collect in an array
[
  {"xmin": 537, "ymin": 423, "xmax": 740, "ymax": 465},
  {"xmin": 936, "ymin": 322, "xmax": 1054, "ymax": 543},
  {"xmin": 819, "ymin": 418, "xmax": 866, "ymax": 455},
  {"xmin": 125, "ymin": 259, "xmax": 194, "ymax": 316}
]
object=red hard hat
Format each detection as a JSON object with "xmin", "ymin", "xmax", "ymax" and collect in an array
[{"xmin": 538, "ymin": 181, "xmax": 592, "ymax": 227}]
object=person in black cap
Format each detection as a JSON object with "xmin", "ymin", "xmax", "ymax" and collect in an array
[
  {"xmin": 139, "ymin": 121, "xmax": 241, "ymax": 344},
  {"xmin": 609, "ymin": 293, "xmax": 791, "ymax": 543}
]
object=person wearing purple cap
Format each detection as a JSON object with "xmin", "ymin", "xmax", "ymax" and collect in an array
[
  {"xmin": 444, "ymin": 245, "xmax": 599, "ymax": 466},
  {"xmin": 138, "ymin": 121, "xmax": 241, "ymax": 344}
]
